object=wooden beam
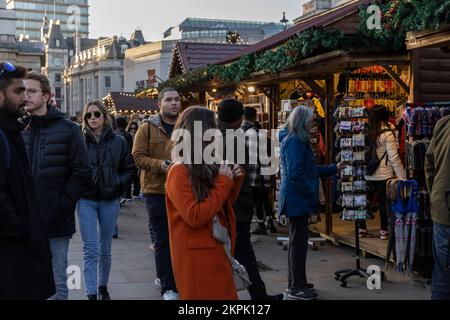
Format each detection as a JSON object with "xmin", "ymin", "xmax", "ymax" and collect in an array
[
  {"xmin": 300, "ymin": 77, "xmax": 334, "ymax": 102},
  {"xmin": 381, "ymin": 65, "xmax": 410, "ymax": 94},
  {"xmin": 407, "ymin": 27, "xmax": 450, "ymax": 50}
]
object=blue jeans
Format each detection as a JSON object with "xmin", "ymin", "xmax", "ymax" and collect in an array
[
  {"xmin": 48, "ymin": 237, "xmax": 71, "ymax": 300},
  {"xmin": 432, "ymin": 222, "xmax": 450, "ymax": 300},
  {"xmin": 77, "ymin": 198, "xmax": 120, "ymax": 296}
]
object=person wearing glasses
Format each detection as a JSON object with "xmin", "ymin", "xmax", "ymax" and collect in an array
[
  {"xmin": 21, "ymin": 72, "xmax": 92, "ymax": 300},
  {"xmin": 77, "ymin": 101, "xmax": 136, "ymax": 300},
  {"xmin": 0, "ymin": 62, "xmax": 55, "ymax": 300}
]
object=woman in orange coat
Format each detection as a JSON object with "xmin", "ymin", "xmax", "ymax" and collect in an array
[{"xmin": 165, "ymin": 106, "xmax": 244, "ymax": 300}]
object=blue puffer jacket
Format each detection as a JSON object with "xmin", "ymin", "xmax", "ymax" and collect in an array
[{"xmin": 279, "ymin": 128, "xmax": 337, "ymax": 218}]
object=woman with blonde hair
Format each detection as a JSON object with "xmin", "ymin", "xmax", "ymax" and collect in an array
[{"xmin": 77, "ymin": 100, "xmax": 136, "ymax": 300}]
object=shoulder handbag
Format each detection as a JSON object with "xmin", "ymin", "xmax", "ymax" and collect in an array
[{"xmin": 212, "ymin": 209, "xmax": 252, "ymax": 291}]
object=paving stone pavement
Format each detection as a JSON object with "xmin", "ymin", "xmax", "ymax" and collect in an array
[{"xmin": 68, "ymin": 200, "xmax": 431, "ymax": 300}]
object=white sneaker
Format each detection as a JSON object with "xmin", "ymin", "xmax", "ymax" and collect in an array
[
  {"xmin": 163, "ymin": 290, "xmax": 179, "ymax": 300},
  {"xmin": 154, "ymin": 277, "xmax": 161, "ymax": 289}
]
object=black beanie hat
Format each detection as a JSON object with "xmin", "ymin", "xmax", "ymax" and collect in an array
[
  {"xmin": 115, "ymin": 117, "xmax": 128, "ymax": 129},
  {"xmin": 244, "ymin": 107, "xmax": 257, "ymax": 120},
  {"xmin": 217, "ymin": 99, "xmax": 244, "ymax": 123}
]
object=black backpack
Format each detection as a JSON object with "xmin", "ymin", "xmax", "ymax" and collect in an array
[
  {"xmin": 0, "ymin": 128, "xmax": 11, "ymax": 169},
  {"xmin": 366, "ymin": 129, "xmax": 391, "ymax": 176}
]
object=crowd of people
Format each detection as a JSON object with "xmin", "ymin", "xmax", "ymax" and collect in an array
[{"xmin": 0, "ymin": 61, "xmax": 449, "ymax": 301}]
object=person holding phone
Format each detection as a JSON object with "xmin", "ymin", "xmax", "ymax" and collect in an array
[{"xmin": 165, "ymin": 106, "xmax": 245, "ymax": 300}]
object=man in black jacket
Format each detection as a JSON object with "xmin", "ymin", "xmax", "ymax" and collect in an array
[
  {"xmin": 0, "ymin": 63, "xmax": 55, "ymax": 300},
  {"xmin": 22, "ymin": 72, "xmax": 91, "ymax": 300},
  {"xmin": 218, "ymin": 99, "xmax": 286, "ymax": 301}
]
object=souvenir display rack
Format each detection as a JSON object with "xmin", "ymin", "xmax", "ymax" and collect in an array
[{"xmin": 333, "ymin": 96, "xmax": 374, "ymax": 287}]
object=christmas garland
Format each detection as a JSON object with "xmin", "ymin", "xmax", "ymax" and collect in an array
[{"xmin": 155, "ymin": 0, "xmax": 450, "ymax": 92}]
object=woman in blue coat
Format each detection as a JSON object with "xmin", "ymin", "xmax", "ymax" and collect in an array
[{"xmin": 279, "ymin": 106, "xmax": 339, "ymax": 300}]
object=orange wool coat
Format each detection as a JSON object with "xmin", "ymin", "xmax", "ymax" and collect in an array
[{"xmin": 165, "ymin": 164, "xmax": 244, "ymax": 300}]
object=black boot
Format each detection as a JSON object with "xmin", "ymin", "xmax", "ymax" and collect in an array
[
  {"xmin": 266, "ymin": 217, "xmax": 277, "ymax": 233},
  {"xmin": 87, "ymin": 295, "xmax": 97, "ymax": 301},
  {"xmin": 251, "ymin": 222, "xmax": 267, "ymax": 235},
  {"xmin": 98, "ymin": 286, "xmax": 111, "ymax": 300}
]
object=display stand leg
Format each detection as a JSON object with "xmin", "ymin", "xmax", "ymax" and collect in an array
[{"xmin": 334, "ymin": 221, "xmax": 372, "ymax": 287}]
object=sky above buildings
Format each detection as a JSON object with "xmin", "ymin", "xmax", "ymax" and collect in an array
[{"xmin": 90, "ymin": 0, "xmax": 308, "ymax": 41}]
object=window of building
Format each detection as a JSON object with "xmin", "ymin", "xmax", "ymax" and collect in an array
[
  {"xmin": 55, "ymin": 73, "xmax": 62, "ymax": 82},
  {"xmin": 94, "ymin": 76, "xmax": 99, "ymax": 98},
  {"xmin": 55, "ymin": 87, "xmax": 62, "ymax": 99},
  {"xmin": 53, "ymin": 56, "xmax": 61, "ymax": 67},
  {"xmin": 105, "ymin": 76, "xmax": 111, "ymax": 88},
  {"xmin": 55, "ymin": 39, "xmax": 61, "ymax": 48}
]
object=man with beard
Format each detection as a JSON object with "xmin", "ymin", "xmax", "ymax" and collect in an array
[
  {"xmin": 132, "ymin": 88, "xmax": 181, "ymax": 300},
  {"xmin": 0, "ymin": 62, "xmax": 55, "ymax": 300}
]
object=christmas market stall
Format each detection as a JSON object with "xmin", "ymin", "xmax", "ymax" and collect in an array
[
  {"xmin": 103, "ymin": 91, "xmax": 159, "ymax": 117},
  {"xmin": 155, "ymin": 0, "xmax": 450, "ymax": 281}
]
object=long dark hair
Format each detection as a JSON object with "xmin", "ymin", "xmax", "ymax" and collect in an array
[
  {"xmin": 368, "ymin": 105, "xmax": 391, "ymax": 144},
  {"xmin": 174, "ymin": 106, "xmax": 219, "ymax": 202}
]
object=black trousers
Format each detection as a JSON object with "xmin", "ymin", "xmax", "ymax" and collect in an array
[
  {"xmin": 124, "ymin": 173, "xmax": 141, "ymax": 199},
  {"xmin": 251, "ymin": 187, "xmax": 275, "ymax": 221},
  {"xmin": 235, "ymin": 220, "xmax": 271, "ymax": 300},
  {"xmin": 144, "ymin": 195, "xmax": 177, "ymax": 294},
  {"xmin": 359, "ymin": 180, "xmax": 389, "ymax": 232},
  {"xmin": 288, "ymin": 215, "xmax": 309, "ymax": 291}
]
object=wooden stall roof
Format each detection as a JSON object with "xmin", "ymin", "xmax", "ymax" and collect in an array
[
  {"xmin": 169, "ymin": 42, "xmax": 251, "ymax": 78},
  {"xmin": 103, "ymin": 92, "xmax": 159, "ymax": 113}
]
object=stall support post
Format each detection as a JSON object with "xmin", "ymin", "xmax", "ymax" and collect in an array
[
  {"xmin": 325, "ymin": 76, "xmax": 335, "ymax": 236},
  {"xmin": 269, "ymin": 84, "xmax": 280, "ymax": 130}
]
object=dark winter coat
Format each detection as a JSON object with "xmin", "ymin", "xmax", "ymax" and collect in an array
[
  {"xmin": 83, "ymin": 126, "xmax": 136, "ymax": 200},
  {"xmin": 0, "ymin": 109, "xmax": 55, "ymax": 300},
  {"xmin": 22, "ymin": 107, "xmax": 92, "ymax": 238},
  {"xmin": 218, "ymin": 121, "xmax": 253, "ymax": 222}
]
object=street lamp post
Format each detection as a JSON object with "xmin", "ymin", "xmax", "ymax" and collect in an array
[{"xmin": 280, "ymin": 12, "xmax": 289, "ymax": 31}]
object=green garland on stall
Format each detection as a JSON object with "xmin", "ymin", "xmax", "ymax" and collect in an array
[
  {"xmin": 255, "ymin": 28, "xmax": 344, "ymax": 74},
  {"xmin": 154, "ymin": 0, "xmax": 450, "ymax": 92}
]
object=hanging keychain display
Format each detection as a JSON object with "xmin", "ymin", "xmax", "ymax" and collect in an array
[{"xmin": 336, "ymin": 97, "xmax": 370, "ymax": 221}]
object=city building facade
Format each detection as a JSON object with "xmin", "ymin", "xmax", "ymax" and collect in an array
[
  {"xmin": 163, "ymin": 18, "xmax": 290, "ymax": 44},
  {"xmin": 294, "ymin": 0, "xmax": 353, "ymax": 23},
  {"xmin": 1, "ymin": 0, "xmax": 44, "ymax": 71},
  {"xmin": 65, "ymin": 35, "xmax": 140, "ymax": 116},
  {"xmin": 124, "ymin": 40, "xmax": 176, "ymax": 92},
  {"xmin": 41, "ymin": 18, "xmax": 68, "ymax": 110},
  {"xmin": 6, "ymin": 0, "xmax": 89, "ymax": 41}
]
